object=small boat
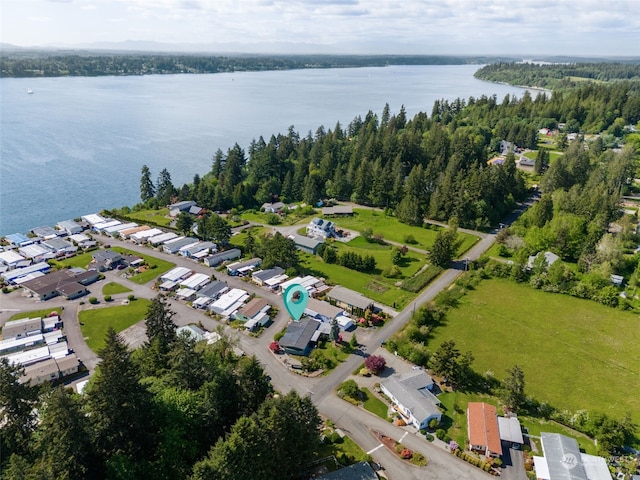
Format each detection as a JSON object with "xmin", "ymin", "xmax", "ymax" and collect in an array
[{"xmin": 27, "ymin": 89, "xmax": 34, "ymax": 94}]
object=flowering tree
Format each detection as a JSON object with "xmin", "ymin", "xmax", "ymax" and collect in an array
[{"xmin": 365, "ymin": 355, "xmax": 386, "ymax": 374}]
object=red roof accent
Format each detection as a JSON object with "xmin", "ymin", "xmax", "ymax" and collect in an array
[{"xmin": 467, "ymin": 402, "xmax": 502, "ymax": 455}]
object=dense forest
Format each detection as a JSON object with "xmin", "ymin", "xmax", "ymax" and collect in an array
[
  {"xmin": 138, "ymin": 80, "xmax": 640, "ymax": 232},
  {"xmin": 0, "ymin": 52, "xmax": 505, "ymax": 77},
  {"xmin": 475, "ymin": 61, "xmax": 640, "ymax": 90},
  {"xmin": 0, "ymin": 296, "xmax": 321, "ymax": 479}
]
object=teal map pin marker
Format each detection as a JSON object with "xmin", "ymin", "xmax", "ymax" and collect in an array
[{"xmin": 283, "ymin": 284, "xmax": 309, "ymax": 321}]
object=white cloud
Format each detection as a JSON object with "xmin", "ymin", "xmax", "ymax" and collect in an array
[{"xmin": 1, "ymin": 0, "xmax": 638, "ymax": 55}]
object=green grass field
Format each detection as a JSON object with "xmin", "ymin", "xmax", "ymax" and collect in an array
[
  {"xmin": 110, "ymin": 247, "xmax": 175, "ymax": 284},
  {"xmin": 324, "ymin": 209, "xmax": 478, "ymax": 256},
  {"xmin": 120, "ymin": 208, "xmax": 173, "ymax": 227},
  {"xmin": 102, "ymin": 282, "xmax": 132, "ymax": 295},
  {"xmin": 8, "ymin": 307, "xmax": 63, "ymax": 321},
  {"xmin": 79, "ymin": 298, "xmax": 151, "ymax": 352},
  {"xmin": 301, "ymin": 253, "xmax": 416, "ymax": 309},
  {"xmin": 362, "ymin": 387, "xmax": 389, "ymax": 419},
  {"xmin": 55, "ymin": 252, "xmax": 94, "ymax": 269},
  {"xmin": 430, "ymin": 278, "xmax": 640, "ymax": 424}
]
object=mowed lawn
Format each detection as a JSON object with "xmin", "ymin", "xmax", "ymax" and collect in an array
[
  {"xmin": 325, "ymin": 209, "xmax": 478, "ymax": 255},
  {"xmin": 301, "ymin": 253, "xmax": 416, "ymax": 309},
  {"xmin": 430, "ymin": 278, "xmax": 640, "ymax": 423},
  {"xmin": 111, "ymin": 247, "xmax": 175, "ymax": 284},
  {"xmin": 79, "ymin": 298, "xmax": 151, "ymax": 353},
  {"xmin": 120, "ymin": 208, "xmax": 173, "ymax": 227}
]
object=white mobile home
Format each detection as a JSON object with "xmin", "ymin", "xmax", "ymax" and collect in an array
[
  {"xmin": 160, "ymin": 266, "xmax": 193, "ymax": 282},
  {"xmin": 209, "ymin": 288, "xmax": 249, "ymax": 315},
  {"xmin": 179, "ymin": 273, "xmax": 211, "ymax": 291}
]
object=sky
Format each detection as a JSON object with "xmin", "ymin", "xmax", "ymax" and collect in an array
[{"xmin": 1, "ymin": 0, "xmax": 639, "ymax": 56}]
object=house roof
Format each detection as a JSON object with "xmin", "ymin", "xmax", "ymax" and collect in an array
[
  {"xmin": 1, "ymin": 317, "xmax": 42, "ymax": 339},
  {"xmin": 498, "ymin": 416, "xmax": 524, "ymax": 444},
  {"xmin": 467, "ymin": 402, "xmax": 502, "ymax": 455},
  {"xmin": 381, "ymin": 374, "xmax": 441, "ymax": 422},
  {"xmin": 197, "ymin": 281, "xmax": 228, "ymax": 299},
  {"xmin": 31, "ymin": 226, "xmax": 60, "ymax": 238},
  {"xmin": 21, "ymin": 270, "xmax": 88, "ymax": 297},
  {"xmin": 279, "ymin": 319, "xmax": 319, "ymax": 352},
  {"xmin": 327, "ymin": 285, "xmax": 374, "ymax": 310},
  {"xmin": 305, "ymin": 298, "xmax": 343, "ymax": 320},
  {"xmin": 227, "ymin": 257, "xmax": 262, "ymax": 271},
  {"xmin": 540, "ymin": 433, "xmax": 589, "ymax": 480},
  {"xmin": 92, "ymin": 249, "xmax": 121, "ymax": 262},
  {"xmin": 56, "ymin": 281, "xmax": 86, "ymax": 296},
  {"xmin": 292, "ymin": 234, "xmax": 324, "ymax": 250},
  {"xmin": 252, "ymin": 266, "xmax": 285, "ymax": 282},
  {"xmin": 321, "ymin": 205, "xmax": 353, "ymax": 215},
  {"xmin": 238, "ymin": 297, "xmax": 270, "ymax": 319}
]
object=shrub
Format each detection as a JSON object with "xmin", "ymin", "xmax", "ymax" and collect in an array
[
  {"xmin": 89, "ymin": 297, "xmax": 98, "ymax": 304},
  {"xmin": 410, "ymin": 452, "xmax": 427, "ymax": 466},
  {"xmin": 2, "ymin": 287, "xmax": 10, "ymax": 294},
  {"xmin": 428, "ymin": 418, "xmax": 439, "ymax": 430},
  {"xmin": 400, "ymin": 448, "xmax": 412, "ymax": 460},
  {"xmin": 435, "ymin": 429, "xmax": 446, "ymax": 440},
  {"xmin": 395, "ymin": 443, "xmax": 404, "ymax": 454},
  {"xmin": 104, "ymin": 295, "xmax": 112, "ymax": 302},
  {"xmin": 127, "ymin": 294, "xmax": 136, "ymax": 301},
  {"xmin": 426, "ymin": 434, "xmax": 434, "ymax": 441},
  {"xmin": 493, "ymin": 458, "xmax": 502, "ymax": 468},
  {"xmin": 338, "ymin": 379, "xmax": 361, "ymax": 401},
  {"xmin": 404, "ymin": 234, "xmax": 418, "ymax": 244}
]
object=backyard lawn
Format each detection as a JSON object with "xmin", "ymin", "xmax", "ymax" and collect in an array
[
  {"xmin": 362, "ymin": 387, "xmax": 389, "ymax": 420},
  {"xmin": 8, "ymin": 307, "xmax": 63, "ymax": 321},
  {"xmin": 79, "ymin": 298, "xmax": 151, "ymax": 353},
  {"xmin": 55, "ymin": 251, "xmax": 94, "ymax": 269},
  {"xmin": 111, "ymin": 247, "xmax": 175, "ymax": 284},
  {"xmin": 118, "ymin": 208, "xmax": 173, "ymax": 227},
  {"xmin": 429, "ymin": 278, "xmax": 640, "ymax": 424},
  {"xmin": 323, "ymin": 209, "xmax": 479, "ymax": 256}
]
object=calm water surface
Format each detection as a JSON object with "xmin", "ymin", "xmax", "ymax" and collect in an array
[{"xmin": 0, "ymin": 65, "xmax": 527, "ymax": 235}]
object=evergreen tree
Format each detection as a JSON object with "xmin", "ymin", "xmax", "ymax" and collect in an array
[
  {"xmin": 502, "ymin": 365, "xmax": 526, "ymax": 412},
  {"xmin": 175, "ymin": 211, "xmax": 194, "ymax": 235},
  {"xmin": 156, "ymin": 168, "xmax": 175, "ymax": 206},
  {"xmin": 31, "ymin": 387, "xmax": 97, "ymax": 479},
  {"xmin": 145, "ymin": 294, "xmax": 177, "ymax": 353},
  {"xmin": 535, "ymin": 148, "xmax": 550, "ymax": 175},
  {"xmin": 236, "ymin": 355, "xmax": 273, "ymax": 416},
  {"xmin": 85, "ymin": 327, "xmax": 157, "ymax": 462},
  {"xmin": 140, "ymin": 164, "xmax": 155, "ymax": 202},
  {"xmin": 0, "ymin": 358, "xmax": 39, "ymax": 460},
  {"xmin": 429, "ymin": 225, "xmax": 459, "ymax": 268}
]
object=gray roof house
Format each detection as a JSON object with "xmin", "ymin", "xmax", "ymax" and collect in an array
[
  {"xmin": 326, "ymin": 285, "xmax": 374, "ymax": 315},
  {"xmin": 91, "ymin": 249, "xmax": 123, "ymax": 271},
  {"xmin": 315, "ymin": 461, "xmax": 378, "ymax": 480},
  {"xmin": 252, "ymin": 266, "xmax": 285, "ymax": 286},
  {"xmin": 291, "ymin": 234, "xmax": 324, "ymax": 255},
  {"xmin": 169, "ymin": 201, "xmax": 197, "ymax": 217},
  {"xmin": 527, "ymin": 251, "xmax": 560, "ymax": 270},
  {"xmin": 203, "ymin": 248, "xmax": 242, "ymax": 267},
  {"xmin": 279, "ymin": 319, "xmax": 320, "ymax": 356},
  {"xmin": 196, "ymin": 280, "xmax": 229, "ymax": 301},
  {"xmin": 533, "ymin": 433, "xmax": 611, "ymax": 480},
  {"xmin": 380, "ymin": 371, "xmax": 442, "ymax": 430}
]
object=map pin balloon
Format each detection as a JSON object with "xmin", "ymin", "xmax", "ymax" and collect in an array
[{"xmin": 283, "ymin": 284, "xmax": 309, "ymax": 321}]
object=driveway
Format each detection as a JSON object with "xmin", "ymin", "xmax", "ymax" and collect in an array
[{"xmin": 500, "ymin": 444, "xmax": 528, "ymax": 480}]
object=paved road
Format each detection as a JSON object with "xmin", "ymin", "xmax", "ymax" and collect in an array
[{"xmin": 1, "ymin": 206, "xmax": 519, "ymax": 479}]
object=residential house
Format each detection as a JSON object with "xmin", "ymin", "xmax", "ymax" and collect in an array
[
  {"xmin": 252, "ymin": 266, "xmax": 285, "ymax": 286},
  {"xmin": 203, "ymin": 248, "xmax": 241, "ymax": 267},
  {"xmin": 304, "ymin": 298, "xmax": 344, "ymax": 323},
  {"xmin": 467, "ymin": 402, "xmax": 502, "ymax": 457},
  {"xmin": 235, "ymin": 297, "xmax": 271, "ymax": 331},
  {"xmin": 56, "ymin": 220, "xmax": 83, "ymax": 235},
  {"xmin": 5, "ymin": 233, "xmax": 35, "ymax": 247},
  {"xmin": 18, "ymin": 244, "xmax": 55, "ymax": 262},
  {"xmin": 91, "ymin": 250, "xmax": 123, "ymax": 271},
  {"xmin": 169, "ymin": 200, "xmax": 197, "ymax": 217},
  {"xmin": 195, "ymin": 280, "xmax": 229, "ymax": 302},
  {"xmin": 81, "ymin": 213, "xmax": 107, "ymax": 226},
  {"xmin": 148, "ymin": 231, "xmax": 179, "ymax": 246},
  {"xmin": 179, "ymin": 273, "xmax": 211, "ymax": 291},
  {"xmin": 527, "ymin": 251, "xmax": 560, "ymax": 270},
  {"xmin": 519, "ymin": 157, "xmax": 535, "ymax": 167},
  {"xmin": 0, "ymin": 250, "xmax": 27, "ymax": 268},
  {"xmin": 306, "ymin": 218, "xmax": 335, "ymax": 239},
  {"xmin": 179, "ymin": 241, "xmax": 216, "ymax": 258},
  {"xmin": 1, "ymin": 262, "xmax": 51, "ymax": 285},
  {"xmin": 261, "ymin": 201, "xmax": 285, "ymax": 213},
  {"xmin": 533, "ymin": 433, "xmax": 611, "ymax": 480},
  {"xmin": 20, "ymin": 269, "xmax": 99, "ymax": 301},
  {"xmin": 31, "ymin": 226, "xmax": 60, "ymax": 240},
  {"xmin": 291, "ymin": 234, "xmax": 324, "ymax": 255},
  {"xmin": 226, "ymin": 257, "xmax": 261, "ymax": 276},
  {"xmin": 279, "ymin": 318, "xmax": 320, "ymax": 356},
  {"xmin": 209, "ymin": 288, "xmax": 249, "ymax": 317},
  {"xmin": 130, "ymin": 228, "xmax": 164, "ymax": 243},
  {"xmin": 118, "ymin": 225, "xmax": 150, "ymax": 239},
  {"xmin": 1, "ymin": 317, "xmax": 43, "ymax": 339},
  {"xmin": 42, "ymin": 237, "xmax": 77, "ymax": 256},
  {"xmin": 176, "ymin": 325, "xmax": 205, "ymax": 342},
  {"xmin": 380, "ymin": 371, "xmax": 442, "ymax": 430},
  {"xmin": 69, "ymin": 233, "xmax": 95, "ymax": 248},
  {"xmin": 163, "ymin": 236, "xmax": 199, "ymax": 254},
  {"xmin": 160, "ymin": 267, "xmax": 193, "ymax": 283},
  {"xmin": 326, "ymin": 285, "xmax": 374, "ymax": 316},
  {"xmin": 321, "ymin": 205, "xmax": 353, "ymax": 216}
]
